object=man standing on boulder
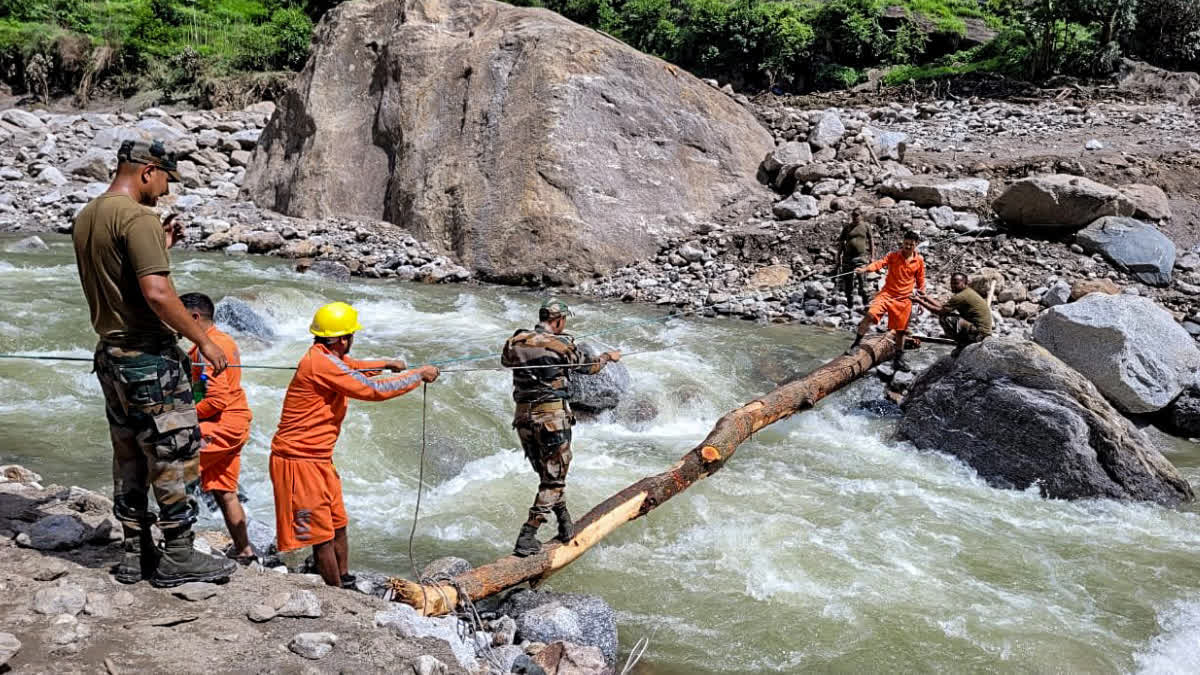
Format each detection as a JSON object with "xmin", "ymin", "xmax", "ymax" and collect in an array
[
  {"xmin": 835, "ymin": 209, "xmax": 876, "ymax": 309},
  {"xmin": 73, "ymin": 139, "xmax": 236, "ymax": 587},
  {"xmin": 502, "ymin": 299, "xmax": 621, "ymax": 557},
  {"xmin": 180, "ymin": 292, "xmax": 256, "ymax": 563},
  {"xmin": 846, "ymin": 230, "xmax": 926, "ymax": 372},
  {"xmin": 270, "ymin": 301, "xmax": 439, "ymax": 587},
  {"xmin": 914, "ymin": 272, "xmax": 993, "ymax": 356}
]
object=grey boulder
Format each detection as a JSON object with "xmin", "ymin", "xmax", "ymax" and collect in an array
[
  {"xmin": 1168, "ymin": 386, "xmax": 1200, "ymax": 437},
  {"xmin": 993, "ymin": 174, "xmax": 1134, "ymax": 228},
  {"xmin": 214, "ymin": 296, "xmax": 275, "ymax": 340},
  {"xmin": 569, "ymin": 346, "xmax": 631, "ymax": 413},
  {"xmin": 1075, "ymin": 216, "xmax": 1176, "ymax": 286},
  {"xmin": 498, "ymin": 589, "xmax": 617, "ymax": 664},
  {"xmin": 900, "ymin": 339, "xmax": 1194, "ymax": 506},
  {"xmin": 1033, "ymin": 293, "xmax": 1200, "ymax": 414},
  {"xmin": 880, "ymin": 176, "xmax": 989, "ymax": 211}
]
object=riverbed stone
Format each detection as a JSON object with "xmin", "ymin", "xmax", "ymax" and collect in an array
[
  {"xmin": 33, "ymin": 583, "xmax": 87, "ymax": 616},
  {"xmin": 1076, "ymin": 216, "xmax": 1176, "ymax": 286},
  {"xmin": 531, "ymin": 641, "xmax": 608, "ymax": 675},
  {"xmin": 994, "ymin": 174, "xmax": 1135, "ymax": 228},
  {"xmin": 569, "ymin": 349, "xmax": 630, "ymax": 413},
  {"xmin": 26, "ymin": 514, "xmax": 89, "ymax": 550},
  {"xmin": 761, "ymin": 141, "xmax": 812, "ymax": 176},
  {"xmin": 1120, "ymin": 183, "xmax": 1172, "ymax": 221},
  {"xmin": 275, "ymin": 590, "xmax": 322, "ymax": 618},
  {"xmin": 808, "ymin": 112, "xmax": 846, "ymax": 149},
  {"xmin": 6, "ymin": 235, "xmax": 49, "ymax": 252},
  {"xmin": 375, "ymin": 605, "xmax": 476, "ymax": 669},
  {"xmin": 214, "ymin": 296, "xmax": 275, "ymax": 340},
  {"xmin": 900, "ymin": 339, "xmax": 1194, "ymax": 505},
  {"xmin": 288, "ymin": 632, "xmax": 336, "ymax": 660},
  {"xmin": 498, "ymin": 589, "xmax": 618, "ymax": 664},
  {"xmin": 772, "ymin": 194, "xmax": 819, "ymax": 219},
  {"xmin": 1168, "ymin": 386, "xmax": 1200, "ymax": 437},
  {"xmin": 0, "ymin": 632, "xmax": 20, "ymax": 667},
  {"xmin": 172, "ymin": 582, "xmax": 220, "ymax": 602},
  {"xmin": 880, "ymin": 176, "xmax": 989, "ymax": 211},
  {"xmin": 1033, "ymin": 293, "xmax": 1200, "ymax": 413}
]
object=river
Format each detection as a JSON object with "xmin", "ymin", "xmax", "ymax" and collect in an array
[{"xmin": 2, "ymin": 234, "xmax": 1199, "ymax": 673}]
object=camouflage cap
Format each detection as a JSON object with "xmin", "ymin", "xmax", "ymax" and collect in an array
[
  {"xmin": 117, "ymin": 139, "xmax": 181, "ymax": 182},
  {"xmin": 540, "ymin": 298, "xmax": 573, "ymax": 317}
]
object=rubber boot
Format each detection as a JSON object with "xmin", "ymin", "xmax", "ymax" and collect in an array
[
  {"xmin": 553, "ymin": 505, "xmax": 574, "ymax": 542},
  {"xmin": 112, "ymin": 525, "xmax": 156, "ymax": 584},
  {"xmin": 513, "ymin": 524, "xmax": 542, "ymax": 557},
  {"xmin": 150, "ymin": 527, "xmax": 236, "ymax": 588}
]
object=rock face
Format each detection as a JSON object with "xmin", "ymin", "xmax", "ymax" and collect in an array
[
  {"xmin": 246, "ymin": 0, "xmax": 773, "ymax": 283},
  {"xmin": 994, "ymin": 174, "xmax": 1135, "ymax": 228},
  {"xmin": 1075, "ymin": 216, "xmax": 1176, "ymax": 286},
  {"xmin": 1033, "ymin": 294, "xmax": 1200, "ymax": 414},
  {"xmin": 900, "ymin": 339, "xmax": 1194, "ymax": 506}
]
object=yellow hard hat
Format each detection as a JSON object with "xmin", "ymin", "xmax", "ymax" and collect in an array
[{"xmin": 309, "ymin": 301, "xmax": 362, "ymax": 337}]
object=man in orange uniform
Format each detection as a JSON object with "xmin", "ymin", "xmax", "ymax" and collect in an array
[
  {"xmin": 270, "ymin": 301, "xmax": 439, "ymax": 587},
  {"xmin": 181, "ymin": 293, "xmax": 256, "ymax": 563},
  {"xmin": 846, "ymin": 230, "xmax": 926, "ymax": 372}
]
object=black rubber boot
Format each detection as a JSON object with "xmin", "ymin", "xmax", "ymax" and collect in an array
[
  {"xmin": 553, "ymin": 505, "xmax": 574, "ymax": 542},
  {"xmin": 150, "ymin": 528, "xmax": 236, "ymax": 588},
  {"xmin": 113, "ymin": 525, "xmax": 156, "ymax": 584},
  {"xmin": 893, "ymin": 352, "xmax": 912, "ymax": 372},
  {"xmin": 844, "ymin": 335, "xmax": 863, "ymax": 356},
  {"xmin": 513, "ymin": 524, "xmax": 542, "ymax": 557}
]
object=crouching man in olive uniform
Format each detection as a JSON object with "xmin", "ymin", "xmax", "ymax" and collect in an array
[{"xmin": 501, "ymin": 299, "xmax": 620, "ymax": 557}]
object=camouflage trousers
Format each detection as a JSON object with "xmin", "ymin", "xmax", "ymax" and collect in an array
[
  {"xmin": 94, "ymin": 340, "xmax": 201, "ymax": 531},
  {"xmin": 839, "ymin": 255, "xmax": 871, "ymax": 307},
  {"xmin": 939, "ymin": 314, "xmax": 987, "ymax": 348},
  {"xmin": 514, "ymin": 405, "xmax": 573, "ymax": 528}
]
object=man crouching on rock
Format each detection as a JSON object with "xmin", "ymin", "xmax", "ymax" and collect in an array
[
  {"xmin": 502, "ymin": 299, "xmax": 620, "ymax": 557},
  {"xmin": 845, "ymin": 230, "xmax": 926, "ymax": 372},
  {"xmin": 913, "ymin": 272, "xmax": 993, "ymax": 356},
  {"xmin": 269, "ymin": 302, "xmax": 439, "ymax": 587},
  {"xmin": 73, "ymin": 139, "xmax": 237, "ymax": 587}
]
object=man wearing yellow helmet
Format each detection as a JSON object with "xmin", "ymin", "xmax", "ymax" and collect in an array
[{"xmin": 269, "ymin": 301, "xmax": 439, "ymax": 587}]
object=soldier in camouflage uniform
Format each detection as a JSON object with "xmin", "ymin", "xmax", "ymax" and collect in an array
[
  {"xmin": 836, "ymin": 209, "xmax": 876, "ymax": 309},
  {"xmin": 73, "ymin": 139, "xmax": 236, "ymax": 587},
  {"xmin": 501, "ymin": 299, "xmax": 621, "ymax": 557}
]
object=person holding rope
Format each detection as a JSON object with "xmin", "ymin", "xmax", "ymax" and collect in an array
[
  {"xmin": 73, "ymin": 139, "xmax": 237, "ymax": 587},
  {"xmin": 502, "ymin": 298, "xmax": 621, "ymax": 557},
  {"xmin": 180, "ymin": 292, "xmax": 256, "ymax": 564},
  {"xmin": 269, "ymin": 301, "xmax": 439, "ymax": 587},
  {"xmin": 913, "ymin": 272, "xmax": 993, "ymax": 357},
  {"xmin": 845, "ymin": 230, "xmax": 926, "ymax": 372},
  {"xmin": 835, "ymin": 208, "xmax": 876, "ymax": 310}
]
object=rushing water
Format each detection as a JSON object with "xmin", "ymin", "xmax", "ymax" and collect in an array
[{"xmin": 2, "ymin": 234, "xmax": 1200, "ymax": 673}]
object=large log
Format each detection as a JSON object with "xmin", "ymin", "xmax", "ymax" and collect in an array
[{"xmin": 389, "ymin": 333, "xmax": 899, "ymax": 615}]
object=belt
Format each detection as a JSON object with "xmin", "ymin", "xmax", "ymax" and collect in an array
[{"xmin": 515, "ymin": 400, "xmax": 569, "ymax": 414}]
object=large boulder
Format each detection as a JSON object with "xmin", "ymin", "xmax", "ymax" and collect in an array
[
  {"xmin": 900, "ymin": 339, "xmax": 1194, "ymax": 506},
  {"xmin": 245, "ymin": 0, "xmax": 773, "ymax": 284},
  {"xmin": 993, "ymin": 174, "xmax": 1135, "ymax": 228},
  {"xmin": 1075, "ymin": 216, "xmax": 1176, "ymax": 287},
  {"xmin": 1120, "ymin": 183, "xmax": 1172, "ymax": 221},
  {"xmin": 1032, "ymin": 294, "xmax": 1200, "ymax": 414},
  {"xmin": 879, "ymin": 176, "xmax": 989, "ymax": 211},
  {"xmin": 498, "ymin": 589, "xmax": 617, "ymax": 664},
  {"xmin": 214, "ymin": 297, "xmax": 275, "ymax": 340},
  {"xmin": 569, "ymin": 344, "xmax": 630, "ymax": 413},
  {"xmin": 1168, "ymin": 386, "xmax": 1200, "ymax": 437},
  {"xmin": 1117, "ymin": 59, "xmax": 1200, "ymax": 106}
]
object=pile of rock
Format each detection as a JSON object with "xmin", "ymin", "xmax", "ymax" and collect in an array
[{"xmin": 0, "ymin": 105, "xmax": 470, "ymax": 284}]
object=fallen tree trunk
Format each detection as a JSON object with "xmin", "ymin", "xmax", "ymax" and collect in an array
[{"xmin": 389, "ymin": 333, "xmax": 899, "ymax": 615}]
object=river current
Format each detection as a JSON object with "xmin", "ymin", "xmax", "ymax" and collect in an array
[{"xmin": 2, "ymin": 234, "xmax": 1199, "ymax": 673}]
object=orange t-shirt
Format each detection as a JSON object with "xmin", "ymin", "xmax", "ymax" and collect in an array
[
  {"xmin": 270, "ymin": 343, "xmax": 423, "ymax": 461},
  {"xmin": 865, "ymin": 250, "xmax": 926, "ymax": 298},
  {"xmin": 188, "ymin": 325, "xmax": 252, "ymax": 450}
]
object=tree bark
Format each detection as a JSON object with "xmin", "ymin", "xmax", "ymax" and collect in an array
[{"xmin": 388, "ymin": 333, "xmax": 899, "ymax": 615}]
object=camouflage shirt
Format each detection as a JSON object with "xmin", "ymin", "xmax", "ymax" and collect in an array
[{"xmin": 501, "ymin": 322, "xmax": 605, "ymax": 404}]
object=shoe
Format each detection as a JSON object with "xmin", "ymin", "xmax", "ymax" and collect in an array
[
  {"xmin": 950, "ymin": 346, "xmax": 964, "ymax": 358},
  {"xmin": 112, "ymin": 525, "xmax": 157, "ymax": 584},
  {"xmin": 553, "ymin": 505, "xmax": 574, "ymax": 543},
  {"xmin": 844, "ymin": 341, "xmax": 862, "ymax": 357},
  {"xmin": 150, "ymin": 528, "xmax": 236, "ymax": 588},
  {"xmin": 513, "ymin": 523, "xmax": 542, "ymax": 557},
  {"xmin": 893, "ymin": 354, "xmax": 912, "ymax": 372},
  {"xmin": 340, "ymin": 573, "xmax": 358, "ymax": 590}
]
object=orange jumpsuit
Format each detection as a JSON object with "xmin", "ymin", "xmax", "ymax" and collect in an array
[
  {"xmin": 863, "ymin": 250, "xmax": 926, "ymax": 332},
  {"xmin": 188, "ymin": 325, "xmax": 252, "ymax": 493},
  {"xmin": 269, "ymin": 343, "xmax": 423, "ymax": 552}
]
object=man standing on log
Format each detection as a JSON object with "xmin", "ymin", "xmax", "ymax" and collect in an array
[
  {"xmin": 180, "ymin": 292, "xmax": 256, "ymax": 563},
  {"xmin": 502, "ymin": 299, "xmax": 621, "ymax": 557},
  {"xmin": 269, "ymin": 301, "xmax": 439, "ymax": 587},
  {"xmin": 835, "ymin": 209, "xmax": 876, "ymax": 309},
  {"xmin": 74, "ymin": 139, "xmax": 237, "ymax": 587},
  {"xmin": 914, "ymin": 272, "xmax": 993, "ymax": 356},
  {"xmin": 845, "ymin": 230, "xmax": 926, "ymax": 372}
]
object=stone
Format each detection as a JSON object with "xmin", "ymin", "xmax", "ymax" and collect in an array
[
  {"xmin": 0, "ymin": 632, "xmax": 20, "ymax": 667},
  {"xmin": 175, "ymin": 160, "xmax": 202, "ymax": 188},
  {"xmin": 928, "ymin": 206, "xmax": 955, "ymax": 229},
  {"xmin": 240, "ymin": 230, "xmax": 285, "ymax": 253},
  {"xmin": 531, "ymin": 641, "xmax": 608, "ymax": 675},
  {"xmin": 244, "ymin": 101, "xmax": 277, "ymax": 116},
  {"xmin": 0, "ymin": 167, "xmax": 23, "ymax": 180},
  {"xmin": 1069, "ymin": 278, "xmax": 1120, "ymax": 301},
  {"xmin": 864, "ymin": 126, "xmax": 908, "ymax": 161},
  {"xmin": 761, "ymin": 141, "xmax": 812, "ymax": 175},
  {"xmin": 410, "ymin": 654, "xmax": 448, "ymax": 675},
  {"xmin": 230, "ymin": 129, "xmax": 261, "ymax": 149},
  {"xmin": 276, "ymin": 590, "xmax": 322, "ymax": 618},
  {"xmin": 83, "ymin": 592, "xmax": 114, "ymax": 618},
  {"xmin": 421, "ymin": 556, "xmax": 472, "ymax": 580},
  {"xmin": 1041, "ymin": 280, "xmax": 1070, "ymax": 307},
  {"xmin": 1085, "ymin": 139, "xmax": 1103, "ymax": 151},
  {"xmin": 6, "ymin": 235, "xmax": 49, "ymax": 252},
  {"xmin": 808, "ymin": 112, "xmax": 846, "ymax": 149},
  {"xmin": 492, "ymin": 615, "xmax": 518, "ymax": 646},
  {"xmin": 305, "ymin": 260, "xmax": 351, "ymax": 283},
  {"xmin": 135, "ymin": 118, "xmax": 186, "ymax": 142},
  {"xmin": 31, "ymin": 559, "xmax": 69, "ymax": 581},
  {"xmin": 224, "ymin": 243, "xmax": 249, "ymax": 255},
  {"xmin": 288, "ymin": 632, "xmax": 337, "ymax": 660},
  {"xmin": 33, "ymin": 584, "xmax": 87, "ymax": 616},
  {"xmin": 993, "ymin": 174, "xmax": 1135, "ymax": 228},
  {"xmin": 375, "ymin": 605, "xmax": 476, "ymax": 669},
  {"xmin": 1168, "ymin": 387, "xmax": 1200, "ymax": 437},
  {"xmin": 26, "ymin": 514, "xmax": 89, "ymax": 550},
  {"xmin": 247, "ymin": 604, "xmax": 277, "ymax": 623},
  {"xmin": 229, "ymin": 150, "xmax": 253, "ymax": 167},
  {"xmin": 499, "ymin": 590, "xmax": 617, "ymax": 664},
  {"xmin": 47, "ymin": 613, "xmax": 90, "ymax": 647},
  {"xmin": 37, "ymin": 167, "xmax": 68, "ymax": 186},
  {"xmin": 2, "ymin": 108, "xmax": 45, "ymax": 129},
  {"xmin": 1033, "ymin": 294, "xmax": 1200, "ymax": 414},
  {"xmin": 172, "ymin": 582, "xmax": 219, "ymax": 601},
  {"xmin": 1120, "ymin": 183, "xmax": 1172, "ymax": 221},
  {"xmin": 880, "ymin": 176, "xmax": 989, "ymax": 211},
  {"xmin": 1076, "ymin": 216, "xmax": 1176, "ymax": 287},
  {"xmin": 1117, "ymin": 58, "xmax": 1200, "ymax": 106},
  {"xmin": 213, "ymin": 296, "xmax": 275, "ymax": 340},
  {"xmin": 64, "ymin": 148, "xmax": 115, "ymax": 181},
  {"xmin": 569, "ymin": 351, "xmax": 630, "ymax": 413},
  {"xmin": 748, "ymin": 264, "xmax": 791, "ymax": 289},
  {"xmin": 772, "ymin": 194, "xmax": 819, "ymax": 220},
  {"xmin": 900, "ymin": 339, "xmax": 1193, "ymax": 506},
  {"xmin": 280, "ymin": 239, "xmax": 319, "ymax": 258},
  {"xmin": 1178, "ymin": 253, "xmax": 1200, "ymax": 272}
]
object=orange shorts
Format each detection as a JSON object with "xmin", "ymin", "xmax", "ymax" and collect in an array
[
  {"xmin": 867, "ymin": 293, "xmax": 913, "ymax": 332},
  {"xmin": 269, "ymin": 454, "xmax": 347, "ymax": 552},
  {"xmin": 198, "ymin": 420, "xmax": 249, "ymax": 493}
]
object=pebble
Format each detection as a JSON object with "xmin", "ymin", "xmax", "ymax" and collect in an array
[
  {"xmin": 288, "ymin": 632, "xmax": 337, "ymax": 660},
  {"xmin": 275, "ymin": 590, "xmax": 322, "ymax": 618},
  {"xmin": 172, "ymin": 582, "xmax": 220, "ymax": 602},
  {"xmin": 32, "ymin": 583, "xmax": 87, "ymax": 616}
]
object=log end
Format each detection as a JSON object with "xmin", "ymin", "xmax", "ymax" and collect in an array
[
  {"xmin": 387, "ymin": 578, "xmax": 457, "ymax": 617},
  {"xmin": 700, "ymin": 445, "xmax": 721, "ymax": 462}
]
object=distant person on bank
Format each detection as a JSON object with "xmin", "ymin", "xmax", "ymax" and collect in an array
[
  {"xmin": 180, "ymin": 292, "xmax": 256, "ymax": 563},
  {"xmin": 72, "ymin": 139, "xmax": 236, "ymax": 587},
  {"xmin": 835, "ymin": 208, "xmax": 877, "ymax": 310},
  {"xmin": 913, "ymin": 272, "xmax": 994, "ymax": 356},
  {"xmin": 269, "ymin": 302, "xmax": 439, "ymax": 587},
  {"xmin": 845, "ymin": 230, "xmax": 926, "ymax": 373}
]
